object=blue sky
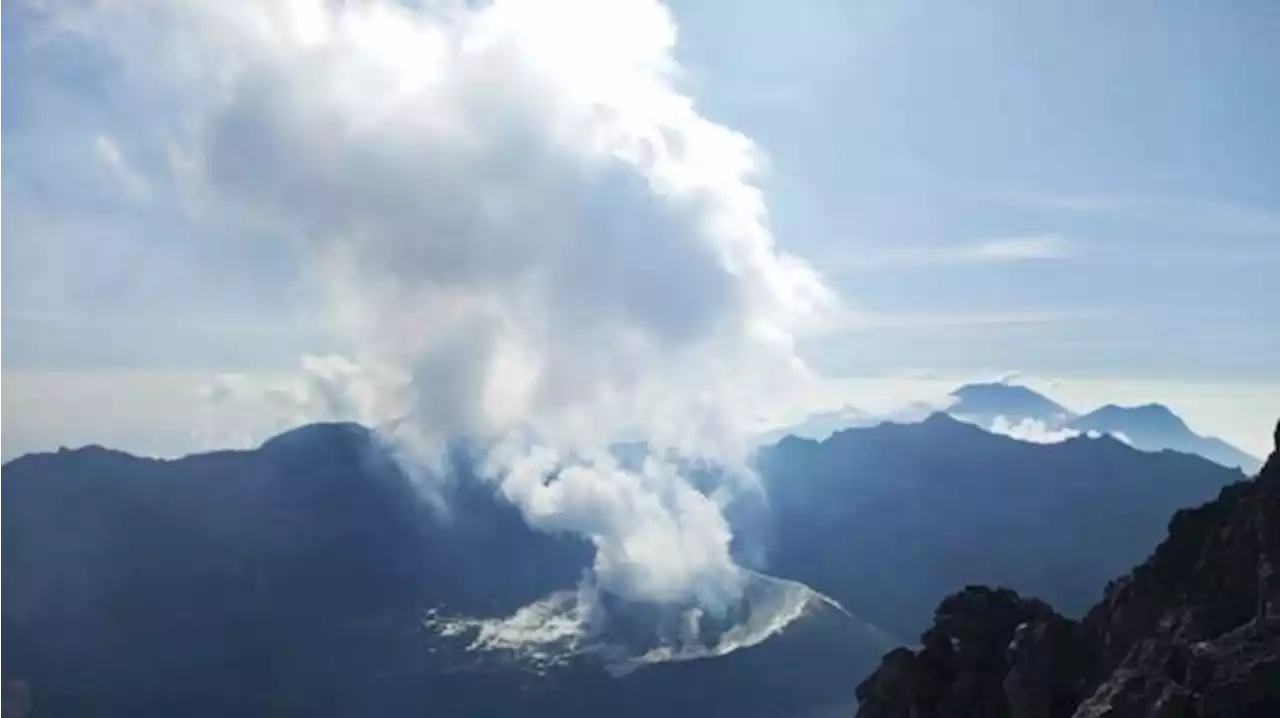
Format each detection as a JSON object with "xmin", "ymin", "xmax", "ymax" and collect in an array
[
  {"xmin": 3, "ymin": 0, "xmax": 1279, "ymax": 457},
  {"xmin": 668, "ymin": 0, "xmax": 1280, "ymax": 380}
]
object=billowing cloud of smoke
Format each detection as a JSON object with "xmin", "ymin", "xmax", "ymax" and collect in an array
[{"xmin": 52, "ymin": 0, "xmax": 835, "ymax": 612}]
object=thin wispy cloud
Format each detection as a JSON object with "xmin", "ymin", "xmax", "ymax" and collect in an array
[
  {"xmin": 962, "ymin": 234, "xmax": 1074, "ymax": 261},
  {"xmin": 832, "ymin": 233, "xmax": 1076, "ymax": 271},
  {"xmin": 4, "ymin": 309, "xmax": 322, "ymax": 341},
  {"xmin": 837, "ymin": 307, "xmax": 1108, "ymax": 331},
  {"xmin": 94, "ymin": 134, "xmax": 151, "ymax": 201},
  {"xmin": 995, "ymin": 191, "xmax": 1280, "ymax": 236}
]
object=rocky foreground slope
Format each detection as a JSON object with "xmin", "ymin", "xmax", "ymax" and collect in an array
[{"xmin": 854, "ymin": 421, "xmax": 1280, "ymax": 718}]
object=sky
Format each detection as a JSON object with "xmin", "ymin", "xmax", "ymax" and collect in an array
[
  {"xmin": 4, "ymin": 0, "xmax": 1280, "ymax": 460},
  {"xmin": 667, "ymin": 0, "xmax": 1280, "ymax": 375}
]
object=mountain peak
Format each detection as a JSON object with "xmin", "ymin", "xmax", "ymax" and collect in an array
[
  {"xmin": 1060, "ymin": 404, "xmax": 1262, "ymax": 473},
  {"xmin": 947, "ymin": 382, "xmax": 1074, "ymax": 423},
  {"xmin": 257, "ymin": 421, "xmax": 375, "ymax": 453},
  {"xmin": 951, "ymin": 382, "xmax": 1051, "ymax": 401},
  {"xmin": 920, "ymin": 411, "xmax": 968, "ymax": 429},
  {"xmin": 1084, "ymin": 402, "xmax": 1189, "ymax": 432}
]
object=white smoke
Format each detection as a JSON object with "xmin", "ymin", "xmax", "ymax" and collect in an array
[
  {"xmin": 50, "ymin": 0, "xmax": 834, "ymax": 614},
  {"xmin": 986, "ymin": 416, "xmax": 1081, "ymax": 444},
  {"xmin": 423, "ymin": 571, "xmax": 844, "ymax": 674},
  {"xmin": 981, "ymin": 416, "xmax": 1135, "ymax": 446}
]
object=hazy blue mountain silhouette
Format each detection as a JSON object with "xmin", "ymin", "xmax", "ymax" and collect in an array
[
  {"xmin": 754, "ymin": 381, "xmax": 1077, "ymax": 450},
  {"xmin": 944, "ymin": 383, "xmax": 1260, "ymax": 471},
  {"xmin": 2, "ymin": 423, "xmax": 886, "ymax": 718},
  {"xmin": 1068, "ymin": 403, "xmax": 1262, "ymax": 473},
  {"xmin": 754, "ymin": 405, "xmax": 871, "ymax": 445},
  {"xmin": 946, "ymin": 382, "xmax": 1076, "ymax": 425},
  {"xmin": 755, "ymin": 413, "xmax": 1245, "ymax": 641}
]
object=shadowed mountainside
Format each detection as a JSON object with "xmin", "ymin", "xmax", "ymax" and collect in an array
[
  {"xmin": 757, "ymin": 413, "xmax": 1245, "ymax": 640},
  {"xmin": 854, "ymin": 421, "xmax": 1280, "ymax": 718},
  {"xmin": 1, "ymin": 423, "xmax": 884, "ymax": 718}
]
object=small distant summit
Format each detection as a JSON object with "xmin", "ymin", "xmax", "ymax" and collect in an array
[
  {"xmin": 918, "ymin": 411, "xmax": 980, "ymax": 432},
  {"xmin": 947, "ymin": 381, "xmax": 1075, "ymax": 425},
  {"xmin": 257, "ymin": 421, "xmax": 376, "ymax": 454},
  {"xmin": 256, "ymin": 422, "xmax": 381, "ymax": 460},
  {"xmin": 1068, "ymin": 404, "xmax": 1261, "ymax": 474},
  {"xmin": 754, "ymin": 404, "xmax": 870, "ymax": 445},
  {"xmin": 920, "ymin": 410, "xmax": 959, "ymax": 426},
  {"xmin": 1073, "ymin": 402, "xmax": 1190, "ymax": 434}
]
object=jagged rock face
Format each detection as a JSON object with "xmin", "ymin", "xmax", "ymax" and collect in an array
[
  {"xmin": 1005, "ymin": 612, "xmax": 1099, "ymax": 718},
  {"xmin": 1073, "ymin": 439, "xmax": 1280, "ymax": 718},
  {"xmin": 854, "ymin": 587, "xmax": 1095, "ymax": 718},
  {"xmin": 855, "ymin": 423, "xmax": 1280, "ymax": 718}
]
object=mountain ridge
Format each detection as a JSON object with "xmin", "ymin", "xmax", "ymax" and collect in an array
[
  {"xmin": 759, "ymin": 382, "xmax": 1260, "ymax": 473},
  {"xmin": 854, "ymin": 421, "xmax": 1280, "ymax": 718},
  {"xmin": 757, "ymin": 412, "xmax": 1244, "ymax": 642},
  {"xmin": 945, "ymin": 382, "xmax": 1261, "ymax": 472},
  {"xmin": 1067, "ymin": 403, "xmax": 1261, "ymax": 473},
  {"xmin": 0, "ymin": 421, "xmax": 884, "ymax": 718}
]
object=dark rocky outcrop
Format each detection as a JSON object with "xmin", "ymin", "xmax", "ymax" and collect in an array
[
  {"xmin": 855, "ymin": 587, "xmax": 1097, "ymax": 718},
  {"xmin": 855, "ymin": 421, "xmax": 1280, "ymax": 718}
]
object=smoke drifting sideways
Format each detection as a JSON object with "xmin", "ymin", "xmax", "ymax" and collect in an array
[{"xmin": 50, "ymin": 0, "xmax": 836, "ymax": 620}]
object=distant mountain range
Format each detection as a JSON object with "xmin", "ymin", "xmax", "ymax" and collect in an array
[
  {"xmin": 1065, "ymin": 402, "xmax": 1261, "ymax": 473},
  {"xmin": 954, "ymin": 382, "xmax": 1262, "ymax": 472},
  {"xmin": 771, "ymin": 381, "xmax": 1261, "ymax": 472},
  {"xmin": 753, "ymin": 400, "xmax": 943, "ymax": 446},
  {"xmin": 2, "ymin": 413, "xmax": 1253, "ymax": 716},
  {"xmin": 756, "ymin": 413, "xmax": 1245, "ymax": 640}
]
